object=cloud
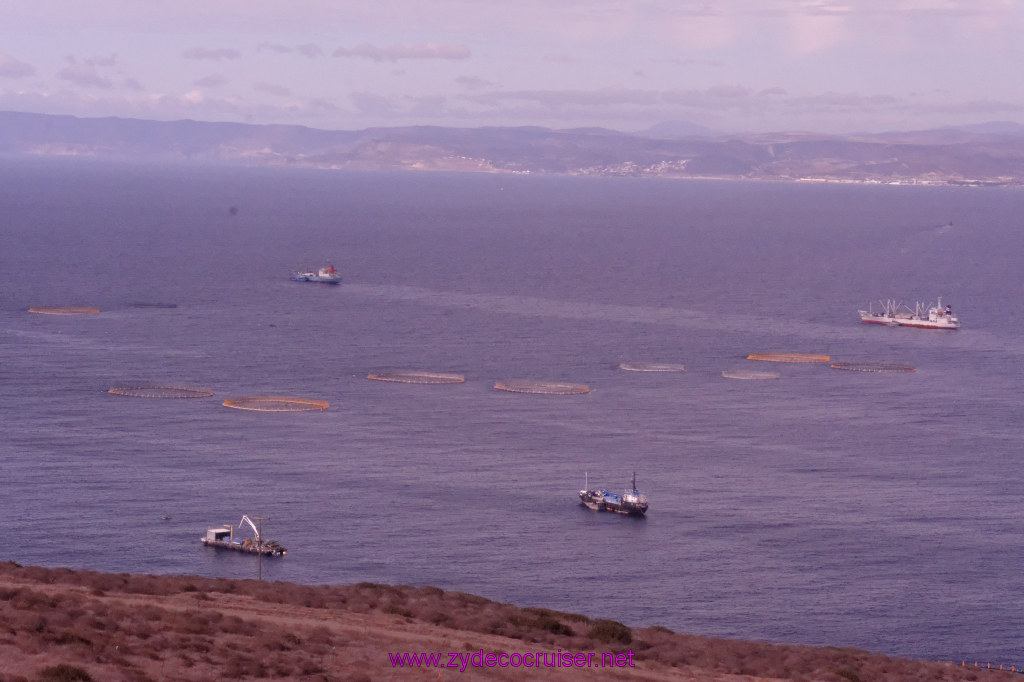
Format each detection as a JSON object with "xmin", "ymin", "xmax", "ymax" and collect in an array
[
  {"xmin": 349, "ymin": 91, "xmax": 398, "ymax": 116},
  {"xmin": 455, "ymin": 75, "xmax": 495, "ymax": 91},
  {"xmin": 85, "ymin": 53, "xmax": 118, "ymax": 67},
  {"xmin": 795, "ymin": 91, "xmax": 899, "ymax": 107},
  {"xmin": 652, "ymin": 56, "xmax": 725, "ymax": 67},
  {"xmin": 332, "ymin": 43, "xmax": 471, "ymax": 62},
  {"xmin": 194, "ymin": 74, "xmax": 228, "ymax": 88},
  {"xmin": 0, "ymin": 86, "xmax": 342, "ymax": 129},
  {"xmin": 58, "ymin": 62, "xmax": 113, "ymax": 89},
  {"xmin": 257, "ymin": 42, "xmax": 293, "ymax": 55},
  {"xmin": 456, "ymin": 84, "xmax": 912, "ymax": 132},
  {"xmin": 295, "ymin": 44, "xmax": 324, "ymax": 59},
  {"xmin": 469, "ymin": 86, "xmax": 661, "ymax": 108},
  {"xmin": 786, "ymin": 12, "xmax": 848, "ymax": 54},
  {"xmin": 308, "ymin": 97, "xmax": 341, "ymax": 111},
  {"xmin": 253, "ymin": 82, "xmax": 292, "ymax": 96},
  {"xmin": 257, "ymin": 42, "xmax": 324, "ymax": 58},
  {"xmin": 0, "ymin": 53, "xmax": 35, "ymax": 78},
  {"xmin": 917, "ymin": 97, "xmax": 1024, "ymax": 116},
  {"xmin": 182, "ymin": 47, "xmax": 242, "ymax": 61}
]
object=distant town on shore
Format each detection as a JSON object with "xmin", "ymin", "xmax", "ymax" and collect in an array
[{"xmin": 3, "ymin": 110, "xmax": 1024, "ymax": 186}]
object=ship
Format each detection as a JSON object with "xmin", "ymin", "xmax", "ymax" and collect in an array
[
  {"xmin": 201, "ymin": 515, "xmax": 286, "ymax": 556},
  {"xmin": 579, "ymin": 472, "xmax": 648, "ymax": 516},
  {"xmin": 858, "ymin": 297, "xmax": 959, "ymax": 330},
  {"xmin": 290, "ymin": 265, "xmax": 341, "ymax": 284}
]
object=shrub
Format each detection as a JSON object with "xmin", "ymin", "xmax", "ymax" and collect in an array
[
  {"xmin": 562, "ymin": 612, "xmax": 591, "ymax": 624},
  {"xmin": 587, "ymin": 619, "xmax": 632, "ymax": 645},
  {"xmin": 834, "ymin": 669, "xmax": 860, "ymax": 682},
  {"xmin": 384, "ymin": 604, "xmax": 413, "ymax": 618},
  {"xmin": 36, "ymin": 664, "xmax": 94, "ymax": 681},
  {"xmin": 427, "ymin": 610, "xmax": 452, "ymax": 626},
  {"xmin": 513, "ymin": 610, "xmax": 575, "ymax": 637},
  {"xmin": 355, "ymin": 582, "xmax": 384, "ymax": 590}
]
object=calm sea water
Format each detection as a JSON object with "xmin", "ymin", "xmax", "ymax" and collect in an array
[{"xmin": 2, "ymin": 158, "xmax": 1023, "ymax": 664}]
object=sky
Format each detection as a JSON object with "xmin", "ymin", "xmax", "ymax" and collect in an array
[{"xmin": 1, "ymin": 0, "xmax": 1022, "ymax": 135}]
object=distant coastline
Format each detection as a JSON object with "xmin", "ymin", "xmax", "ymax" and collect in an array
[{"xmin": 2, "ymin": 110, "xmax": 1023, "ymax": 186}]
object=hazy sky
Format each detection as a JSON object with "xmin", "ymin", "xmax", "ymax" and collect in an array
[{"xmin": 1, "ymin": 0, "xmax": 1021, "ymax": 134}]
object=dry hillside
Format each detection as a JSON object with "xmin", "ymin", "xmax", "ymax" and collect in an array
[{"xmin": 0, "ymin": 562, "xmax": 1008, "ymax": 682}]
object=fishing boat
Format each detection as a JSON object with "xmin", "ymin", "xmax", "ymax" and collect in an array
[
  {"xmin": 201, "ymin": 515, "xmax": 286, "ymax": 556},
  {"xmin": 858, "ymin": 297, "xmax": 959, "ymax": 330},
  {"xmin": 579, "ymin": 472, "xmax": 648, "ymax": 516},
  {"xmin": 290, "ymin": 265, "xmax": 341, "ymax": 284}
]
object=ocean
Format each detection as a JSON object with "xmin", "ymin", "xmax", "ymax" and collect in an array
[{"xmin": 2, "ymin": 158, "xmax": 1023, "ymax": 664}]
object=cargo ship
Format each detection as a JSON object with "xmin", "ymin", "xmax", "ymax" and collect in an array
[
  {"xmin": 201, "ymin": 515, "xmax": 286, "ymax": 556},
  {"xmin": 290, "ymin": 265, "xmax": 341, "ymax": 284},
  {"xmin": 579, "ymin": 472, "xmax": 648, "ymax": 516},
  {"xmin": 859, "ymin": 297, "xmax": 959, "ymax": 330}
]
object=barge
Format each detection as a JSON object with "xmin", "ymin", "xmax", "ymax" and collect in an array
[{"xmin": 201, "ymin": 515, "xmax": 286, "ymax": 556}]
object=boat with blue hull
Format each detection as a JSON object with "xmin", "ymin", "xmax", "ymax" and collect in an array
[
  {"xmin": 290, "ymin": 265, "xmax": 341, "ymax": 284},
  {"xmin": 579, "ymin": 472, "xmax": 648, "ymax": 516}
]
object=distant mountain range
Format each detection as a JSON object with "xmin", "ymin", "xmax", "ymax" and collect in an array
[{"xmin": 3, "ymin": 110, "xmax": 1024, "ymax": 185}]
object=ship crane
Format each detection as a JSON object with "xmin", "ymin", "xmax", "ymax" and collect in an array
[{"xmin": 238, "ymin": 515, "xmax": 263, "ymax": 544}]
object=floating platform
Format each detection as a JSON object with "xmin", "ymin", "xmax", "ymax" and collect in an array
[
  {"xmin": 722, "ymin": 370, "xmax": 780, "ymax": 380},
  {"xmin": 494, "ymin": 380, "xmax": 590, "ymax": 395},
  {"xmin": 367, "ymin": 371, "xmax": 466, "ymax": 384},
  {"xmin": 222, "ymin": 396, "xmax": 328, "ymax": 412},
  {"xmin": 747, "ymin": 352, "xmax": 830, "ymax": 363},
  {"xmin": 831, "ymin": 362, "xmax": 916, "ymax": 373},
  {"xmin": 28, "ymin": 306, "xmax": 100, "ymax": 315},
  {"xmin": 618, "ymin": 362, "xmax": 685, "ymax": 372},
  {"xmin": 109, "ymin": 385, "xmax": 214, "ymax": 399}
]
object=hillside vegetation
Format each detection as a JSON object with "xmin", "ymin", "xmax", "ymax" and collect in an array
[{"xmin": 0, "ymin": 562, "xmax": 1007, "ymax": 681}]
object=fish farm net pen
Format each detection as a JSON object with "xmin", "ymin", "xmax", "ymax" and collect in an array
[
  {"xmin": 747, "ymin": 352, "xmax": 831, "ymax": 363},
  {"xmin": 222, "ymin": 396, "xmax": 329, "ymax": 412},
  {"xmin": 493, "ymin": 381, "xmax": 590, "ymax": 395},
  {"xmin": 28, "ymin": 306, "xmax": 100, "ymax": 315},
  {"xmin": 721, "ymin": 370, "xmax": 781, "ymax": 380},
  {"xmin": 618, "ymin": 362, "xmax": 686, "ymax": 372},
  {"xmin": 830, "ymin": 362, "xmax": 917, "ymax": 373},
  {"xmin": 109, "ymin": 386, "xmax": 214, "ymax": 399},
  {"xmin": 367, "ymin": 371, "xmax": 466, "ymax": 384}
]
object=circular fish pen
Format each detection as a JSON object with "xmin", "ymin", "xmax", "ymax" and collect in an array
[
  {"xmin": 367, "ymin": 371, "xmax": 466, "ymax": 384},
  {"xmin": 830, "ymin": 362, "xmax": 917, "ymax": 373},
  {"xmin": 721, "ymin": 370, "xmax": 780, "ymax": 380},
  {"xmin": 618, "ymin": 362, "xmax": 685, "ymax": 372},
  {"xmin": 109, "ymin": 386, "xmax": 214, "ymax": 399},
  {"xmin": 28, "ymin": 306, "xmax": 100, "ymax": 315},
  {"xmin": 747, "ymin": 352, "xmax": 830, "ymax": 363},
  {"xmin": 493, "ymin": 381, "xmax": 590, "ymax": 395},
  {"xmin": 222, "ymin": 396, "xmax": 329, "ymax": 412}
]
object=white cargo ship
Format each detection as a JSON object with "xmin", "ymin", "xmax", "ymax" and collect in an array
[{"xmin": 859, "ymin": 297, "xmax": 959, "ymax": 330}]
